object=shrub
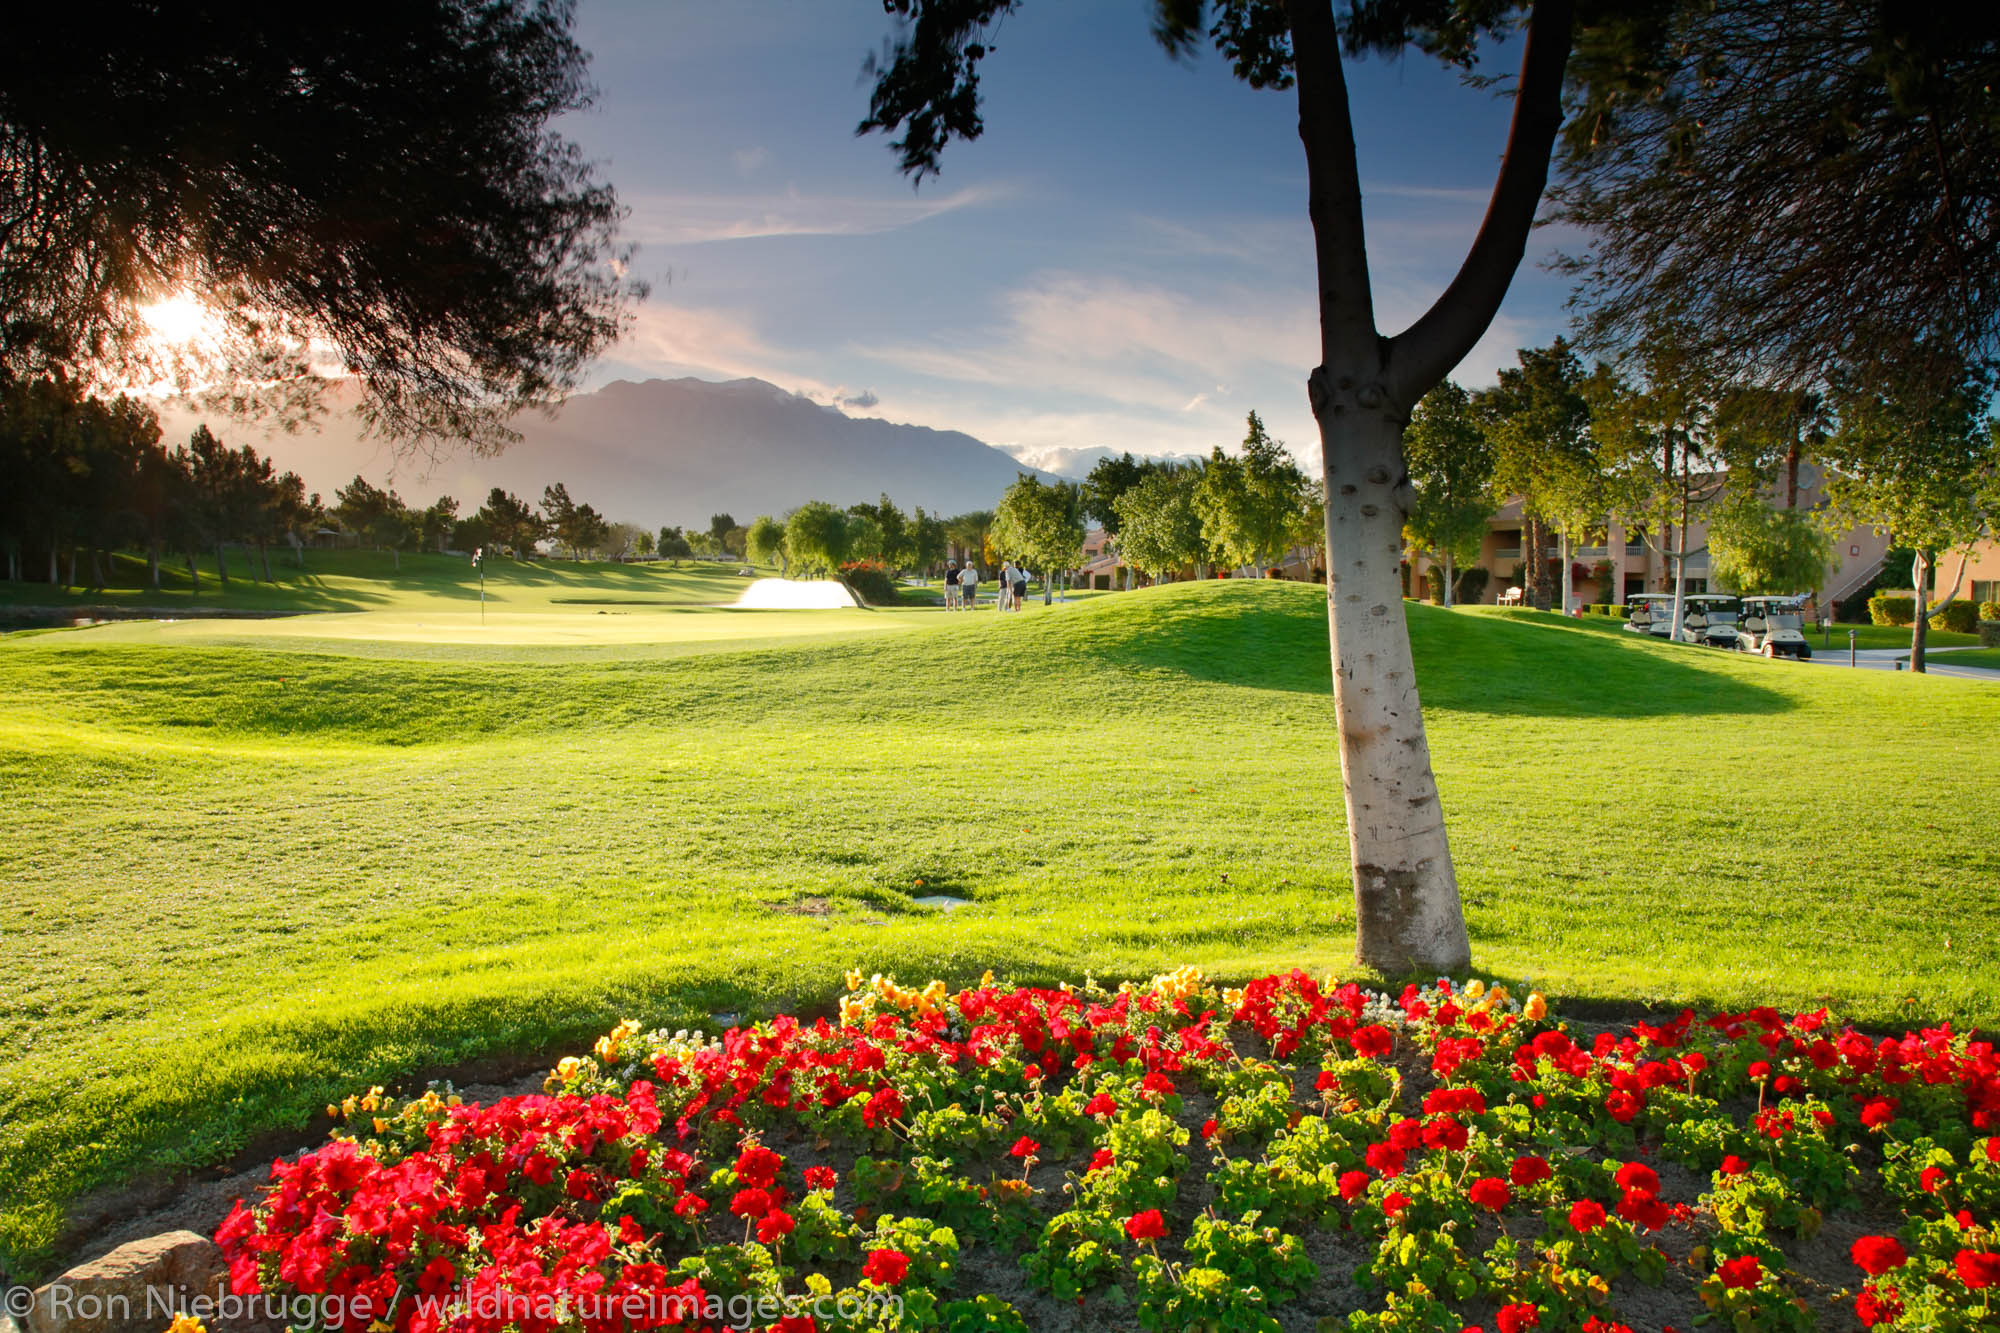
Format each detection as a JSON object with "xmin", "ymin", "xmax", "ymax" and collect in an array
[
  {"xmin": 1869, "ymin": 594, "xmax": 1915, "ymax": 626},
  {"xmin": 1930, "ymin": 600, "xmax": 1979, "ymax": 634},
  {"xmin": 1983, "ymin": 601, "xmax": 2000, "ymax": 623},
  {"xmin": 838, "ymin": 560, "xmax": 899, "ymax": 607},
  {"xmin": 1453, "ymin": 566, "xmax": 1490, "ymax": 605},
  {"xmin": 1981, "ymin": 619, "xmax": 2000, "ymax": 649}
]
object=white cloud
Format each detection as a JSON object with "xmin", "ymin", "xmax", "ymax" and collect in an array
[
  {"xmin": 624, "ymin": 184, "xmax": 1008, "ymax": 246},
  {"xmin": 731, "ymin": 146, "xmax": 771, "ymax": 175}
]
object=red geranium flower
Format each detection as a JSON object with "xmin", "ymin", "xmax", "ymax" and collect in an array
[
  {"xmin": 1569, "ymin": 1199, "xmax": 1607, "ymax": 1234},
  {"xmin": 803, "ymin": 1166, "xmax": 837, "ymax": 1192},
  {"xmin": 1855, "ymin": 1284, "xmax": 1904, "ymax": 1327},
  {"xmin": 1494, "ymin": 1302, "xmax": 1539, "ymax": 1333},
  {"xmin": 1423, "ymin": 1117, "xmax": 1470, "ymax": 1152},
  {"xmin": 862, "ymin": 1249, "xmax": 910, "ymax": 1286},
  {"xmin": 1509, "ymin": 1155, "xmax": 1552, "ymax": 1188},
  {"xmin": 1717, "ymin": 1255, "xmax": 1763, "ymax": 1289},
  {"xmin": 1618, "ymin": 1188, "xmax": 1670, "ymax": 1232},
  {"xmin": 1351, "ymin": 1025, "xmax": 1393, "ymax": 1058},
  {"xmin": 1087, "ymin": 1148, "xmax": 1114, "ymax": 1174},
  {"xmin": 1614, "ymin": 1162, "xmax": 1659, "ymax": 1195},
  {"xmin": 1719, "ymin": 1155, "xmax": 1749, "ymax": 1177},
  {"xmin": 756, "ymin": 1211, "xmax": 796, "ymax": 1245},
  {"xmin": 1920, "ymin": 1166, "xmax": 1948, "ymax": 1194},
  {"xmin": 1009, "ymin": 1136, "xmax": 1039, "ymax": 1159},
  {"xmin": 1338, "ymin": 1170, "xmax": 1369, "ymax": 1202},
  {"xmin": 1850, "ymin": 1236, "xmax": 1907, "ymax": 1277},
  {"xmin": 1366, "ymin": 1143, "xmax": 1407, "ymax": 1178},
  {"xmin": 735, "ymin": 1145, "xmax": 783, "ymax": 1188},
  {"xmin": 1200, "ymin": 1117, "xmax": 1219, "ymax": 1141},
  {"xmin": 1124, "ymin": 1209, "xmax": 1168, "ymax": 1242},
  {"xmin": 1387, "ymin": 1118, "xmax": 1423, "ymax": 1150},
  {"xmin": 729, "ymin": 1187, "xmax": 773, "ymax": 1218},
  {"xmin": 1084, "ymin": 1093, "xmax": 1117, "ymax": 1117},
  {"xmin": 673, "ymin": 1194, "xmax": 708, "ymax": 1219},
  {"xmin": 1957, "ymin": 1250, "xmax": 2000, "ymax": 1290},
  {"xmin": 1467, "ymin": 1177, "xmax": 1510, "ymax": 1211},
  {"xmin": 1382, "ymin": 1191, "xmax": 1410, "ymax": 1219}
]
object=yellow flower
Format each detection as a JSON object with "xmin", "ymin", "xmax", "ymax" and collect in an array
[
  {"xmin": 372, "ymin": 1117, "xmax": 389, "ymax": 1134},
  {"xmin": 165, "ymin": 1316, "xmax": 207, "ymax": 1333},
  {"xmin": 1463, "ymin": 978, "xmax": 1486, "ymax": 1001},
  {"xmin": 556, "ymin": 1055, "xmax": 583, "ymax": 1081},
  {"xmin": 326, "ymin": 1103, "xmax": 340, "ymax": 1119},
  {"xmin": 979, "ymin": 969, "xmax": 995, "ymax": 988},
  {"xmin": 1524, "ymin": 992, "xmax": 1549, "ymax": 1022},
  {"xmin": 845, "ymin": 968, "xmax": 864, "ymax": 991}
]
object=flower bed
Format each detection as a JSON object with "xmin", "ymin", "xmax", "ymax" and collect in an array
[{"xmin": 217, "ymin": 968, "xmax": 2000, "ymax": 1332}]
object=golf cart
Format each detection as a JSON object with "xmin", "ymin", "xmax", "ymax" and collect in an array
[
  {"xmin": 1624, "ymin": 593, "xmax": 1677, "ymax": 638},
  {"xmin": 1678, "ymin": 594, "xmax": 1744, "ymax": 650},
  {"xmin": 1737, "ymin": 595, "xmax": 1813, "ymax": 659}
]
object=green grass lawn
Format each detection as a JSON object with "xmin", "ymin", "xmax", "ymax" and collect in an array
[
  {"xmin": 1820, "ymin": 622, "xmax": 1984, "ymax": 650},
  {"xmin": 2, "ymin": 579, "xmax": 1996, "ymax": 1276},
  {"xmin": 1, "ymin": 548, "xmax": 765, "ymax": 615},
  {"xmin": 1936, "ymin": 647, "xmax": 2000, "ymax": 669}
]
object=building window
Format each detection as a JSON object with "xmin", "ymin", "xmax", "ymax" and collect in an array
[{"xmin": 1974, "ymin": 580, "xmax": 1999, "ymax": 604}]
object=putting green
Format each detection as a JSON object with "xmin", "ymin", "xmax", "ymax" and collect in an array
[{"xmin": 51, "ymin": 604, "xmax": 933, "ymax": 649}]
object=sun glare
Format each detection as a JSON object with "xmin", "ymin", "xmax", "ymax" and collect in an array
[{"xmin": 139, "ymin": 292, "xmax": 217, "ymax": 349}]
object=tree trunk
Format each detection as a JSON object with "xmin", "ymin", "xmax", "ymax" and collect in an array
[
  {"xmin": 148, "ymin": 545, "xmax": 161, "ymax": 590},
  {"xmin": 90, "ymin": 546, "xmax": 105, "ymax": 589},
  {"xmin": 1316, "ymin": 400, "xmax": 1471, "ymax": 973},
  {"xmin": 48, "ymin": 542, "xmax": 58, "ymax": 586},
  {"xmin": 1442, "ymin": 552, "xmax": 1455, "ymax": 608},
  {"xmin": 215, "ymin": 542, "xmax": 231, "ymax": 586},
  {"xmin": 1910, "ymin": 549, "xmax": 1929, "ymax": 674},
  {"xmin": 392, "ymin": 547, "xmax": 401, "ymax": 573},
  {"xmin": 1559, "ymin": 530, "xmax": 1572, "ymax": 615},
  {"xmin": 185, "ymin": 550, "xmax": 200, "ymax": 595},
  {"xmin": 259, "ymin": 540, "xmax": 273, "ymax": 582}
]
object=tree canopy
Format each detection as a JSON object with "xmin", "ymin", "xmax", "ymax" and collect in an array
[
  {"xmin": 0, "ymin": 1, "xmax": 644, "ymax": 452},
  {"xmin": 992, "ymin": 474, "xmax": 1086, "ymax": 593},
  {"xmin": 1554, "ymin": 1, "xmax": 2000, "ymax": 397}
]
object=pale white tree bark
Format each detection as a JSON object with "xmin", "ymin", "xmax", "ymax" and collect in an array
[{"xmin": 1286, "ymin": 0, "xmax": 1572, "ymax": 973}]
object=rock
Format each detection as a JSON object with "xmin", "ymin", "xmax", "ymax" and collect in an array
[{"xmin": 30, "ymin": 1231, "xmax": 225, "ymax": 1333}]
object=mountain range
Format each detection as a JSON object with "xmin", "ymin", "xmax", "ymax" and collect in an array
[{"xmin": 159, "ymin": 377, "xmax": 1071, "ymax": 525}]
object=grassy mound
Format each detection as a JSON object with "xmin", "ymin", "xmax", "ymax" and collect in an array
[{"xmin": 2, "ymin": 580, "xmax": 1995, "ymax": 1277}]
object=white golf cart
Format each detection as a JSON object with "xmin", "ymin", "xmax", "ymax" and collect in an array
[
  {"xmin": 1623, "ymin": 592, "xmax": 1678, "ymax": 638},
  {"xmin": 1737, "ymin": 595, "xmax": 1813, "ymax": 659},
  {"xmin": 1678, "ymin": 594, "xmax": 1744, "ymax": 650}
]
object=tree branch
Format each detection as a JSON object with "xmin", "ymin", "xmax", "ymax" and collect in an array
[
  {"xmin": 1283, "ymin": 0, "xmax": 1378, "ymax": 375},
  {"xmin": 1386, "ymin": 0, "xmax": 1575, "ymax": 402}
]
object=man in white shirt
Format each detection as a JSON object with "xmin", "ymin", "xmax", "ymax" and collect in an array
[{"xmin": 959, "ymin": 561, "xmax": 979, "ymax": 607}]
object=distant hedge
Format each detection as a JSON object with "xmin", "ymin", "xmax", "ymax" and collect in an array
[
  {"xmin": 1870, "ymin": 593, "xmax": 1985, "ymax": 633},
  {"xmin": 838, "ymin": 561, "xmax": 899, "ymax": 607},
  {"xmin": 1930, "ymin": 600, "xmax": 1980, "ymax": 634}
]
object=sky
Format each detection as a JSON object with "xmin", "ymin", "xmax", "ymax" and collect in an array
[{"xmin": 560, "ymin": 1, "xmax": 1578, "ymax": 475}]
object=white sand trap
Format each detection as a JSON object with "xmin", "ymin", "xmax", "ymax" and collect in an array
[{"xmin": 733, "ymin": 577, "xmax": 859, "ymax": 610}]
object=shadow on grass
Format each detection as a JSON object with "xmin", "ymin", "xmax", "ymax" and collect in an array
[{"xmin": 1065, "ymin": 584, "xmax": 1792, "ymax": 719}]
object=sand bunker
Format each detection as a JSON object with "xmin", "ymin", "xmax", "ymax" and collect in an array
[{"xmin": 732, "ymin": 578, "xmax": 859, "ymax": 610}]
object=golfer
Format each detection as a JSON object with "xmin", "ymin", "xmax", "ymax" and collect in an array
[
  {"xmin": 943, "ymin": 559, "xmax": 960, "ymax": 609},
  {"xmin": 959, "ymin": 560, "xmax": 979, "ymax": 608}
]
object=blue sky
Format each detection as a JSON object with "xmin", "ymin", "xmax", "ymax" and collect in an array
[{"xmin": 565, "ymin": 1, "xmax": 1576, "ymax": 473}]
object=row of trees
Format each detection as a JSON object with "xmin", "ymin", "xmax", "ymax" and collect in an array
[
  {"xmin": 1074, "ymin": 413, "xmax": 1321, "ymax": 585},
  {"xmin": 744, "ymin": 495, "xmax": 956, "ymax": 578},
  {"xmin": 0, "ymin": 376, "xmax": 318, "ymax": 591},
  {"xmin": 1397, "ymin": 334, "xmax": 1998, "ymax": 669},
  {"xmin": 0, "ymin": 377, "xmax": 774, "ymax": 582}
]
